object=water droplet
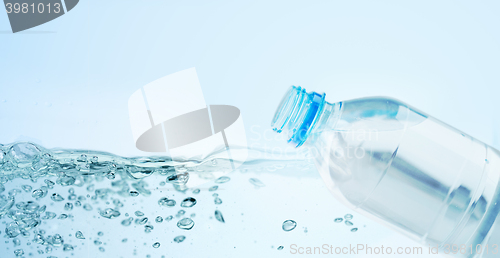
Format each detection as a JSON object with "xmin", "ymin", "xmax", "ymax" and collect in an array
[
  {"xmin": 214, "ymin": 197, "xmax": 222, "ymax": 205},
  {"xmin": 209, "ymin": 185, "xmax": 218, "ymax": 191},
  {"xmin": 334, "ymin": 218, "xmax": 343, "ymax": 223},
  {"xmin": 158, "ymin": 197, "xmax": 176, "ymax": 207},
  {"xmin": 192, "ymin": 188, "xmax": 200, "ymax": 194},
  {"xmin": 94, "ymin": 240, "xmax": 102, "ymax": 245},
  {"xmin": 32, "ymin": 188, "xmax": 47, "ymax": 199},
  {"xmin": 153, "ymin": 242, "xmax": 160, "ymax": 248},
  {"xmin": 6, "ymin": 222, "xmax": 21, "ymax": 238},
  {"xmin": 63, "ymin": 244, "xmax": 74, "ymax": 251},
  {"xmin": 351, "ymin": 228, "xmax": 358, "ymax": 232},
  {"xmin": 344, "ymin": 214, "xmax": 353, "ymax": 220},
  {"xmin": 64, "ymin": 203, "xmax": 73, "ymax": 211},
  {"xmin": 21, "ymin": 185, "xmax": 32, "ymax": 192},
  {"xmin": 14, "ymin": 249, "xmax": 24, "ymax": 256},
  {"xmin": 99, "ymin": 247, "xmax": 105, "ymax": 252},
  {"xmin": 135, "ymin": 217, "xmax": 148, "ymax": 225},
  {"xmin": 249, "ymin": 178, "xmax": 265, "ymax": 187},
  {"xmin": 177, "ymin": 218, "xmax": 195, "ymax": 230},
  {"xmin": 180, "ymin": 197, "xmax": 197, "ymax": 208},
  {"xmin": 83, "ymin": 204, "xmax": 93, "ymax": 211},
  {"xmin": 277, "ymin": 246, "xmax": 284, "ymax": 250},
  {"xmin": 155, "ymin": 216, "xmax": 163, "ymax": 223},
  {"xmin": 135, "ymin": 211, "xmax": 144, "ymax": 217},
  {"xmin": 50, "ymin": 193, "xmax": 64, "ymax": 202},
  {"xmin": 215, "ymin": 210, "xmax": 225, "ymax": 223},
  {"xmin": 9, "ymin": 142, "xmax": 40, "ymax": 167},
  {"xmin": 282, "ymin": 220, "xmax": 297, "ymax": 231},
  {"xmin": 165, "ymin": 215, "xmax": 173, "ymax": 221},
  {"xmin": 212, "ymin": 193, "xmax": 218, "ymax": 197},
  {"xmin": 215, "ymin": 176, "xmax": 230, "ymax": 184},
  {"xmin": 98, "ymin": 231, "xmax": 104, "ymax": 236},
  {"xmin": 48, "ymin": 234, "xmax": 64, "ymax": 247},
  {"xmin": 13, "ymin": 238, "xmax": 20, "ymax": 246},
  {"xmin": 121, "ymin": 217, "xmax": 133, "ymax": 226},
  {"xmin": 45, "ymin": 179, "xmax": 55, "ymax": 189},
  {"xmin": 173, "ymin": 235, "xmax": 186, "ymax": 243},
  {"xmin": 75, "ymin": 231, "xmax": 85, "ymax": 239},
  {"xmin": 166, "ymin": 172, "xmax": 189, "ymax": 185},
  {"xmin": 129, "ymin": 191, "xmax": 139, "ymax": 197},
  {"xmin": 345, "ymin": 221, "xmax": 353, "ymax": 226},
  {"xmin": 144, "ymin": 225, "xmax": 154, "ymax": 233},
  {"xmin": 99, "ymin": 208, "xmax": 120, "ymax": 219}
]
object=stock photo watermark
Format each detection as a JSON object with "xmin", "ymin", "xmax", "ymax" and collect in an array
[{"xmin": 288, "ymin": 243, "xmax": 499, "ymax": 256}]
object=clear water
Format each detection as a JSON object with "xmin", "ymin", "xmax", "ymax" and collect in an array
[{"xmin": 2, "ymin": 142, "xmax": 372, "ymax": 257}]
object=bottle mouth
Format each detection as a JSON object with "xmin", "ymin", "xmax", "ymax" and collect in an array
[{"xmin": 271, "ymin": 86, "xmax": 325, "ymax": 147}]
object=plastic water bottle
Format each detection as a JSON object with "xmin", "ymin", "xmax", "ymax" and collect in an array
[{"xmin": 272, "ymin": 86, "xmax": 500, "ymax": 257}]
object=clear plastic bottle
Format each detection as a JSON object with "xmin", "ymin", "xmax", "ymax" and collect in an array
[{"xmin": 272, "ymin": 86, "xmax": 500, "ymax": 257}]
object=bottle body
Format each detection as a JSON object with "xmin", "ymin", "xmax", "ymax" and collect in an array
[{"xmin": 272, "ymin": 86, "xmax": 500, "ymax": 257}]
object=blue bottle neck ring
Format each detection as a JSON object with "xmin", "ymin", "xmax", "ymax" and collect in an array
[{"xmin": 271, "ymin": 86, "xmax": 326, "ymax": 147}]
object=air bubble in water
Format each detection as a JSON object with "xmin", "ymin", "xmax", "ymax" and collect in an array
[
  {"xmin": 334, "ymin": 218, "xmax": 343, "ymax": 223},
  {"xmin": 173, "ymin": 235, "xmax": 185, "ymax": 243},
  {"xmin": 214, "ymin": 197, "xmax": 222, "ymax": 205},
  {"xmin": 64, "ymin": 203, "xmax": 73, "ymax": 211},
  {"xmin": 165, "ymin": 215, "xmax": 173, "ymax": 221},
  {"xmin": 63, "ymin": 244, "xmax": 74, "ymax": 251},
  {"xmin": 32, "ymin": 188, "xmax": 47, "ymax": 199},
  {"xmin": 214, "ymin": 210, "xmax": 225, "ymax": 223},
  {"xmin": 135, "ymin": 211, "xmax": 144, "ymax": 217},
  {"xmin": 282, "ymin": 220, "xmax": 297, "ymax": 231},
  {"xmin": 192, "ymin": 188, "xmax": 200, "ymax": 194},
  {"xmin": 153, "ymin": 242, "xmax": 160, "ymax": 248},
  {"xmin": 9, "ymin": 142, "xmax": 40, "ymax": 167},
  {"xmin": 215, "ymin": 176, "xmax": 230, "ymax": 184},
  {"xmin": 75, "ymin": 231, "xmax": 85, "ymax": 239},
  {"xmin": 21, "ymin": 185, "xmax": 32, "ymax": 192},
  {"xmin": 14, "ymin": 249, "xmax": 24, "ymax": 256},
  {"xmin": 45, "ymin": 179, "xmax": 55, "ymax": 189},
  {"xmin": 155, "ymin": 216, "xmax": 163, "ymax": 223},
  {"xmin": 344, "ymin": 214, "xmax": 353, "ymax": 220},
  {"xmin": 249, "ymin": 178, "xmax": 265, "ymax": 187},
  {"xmin": 121, "ymin": 218, "xmax": 133, "ymax": 226},
  {"xmin": 180, "ymin": 197, "xmax": 196, "ymax": 208},
  {"xmin": 99, "ymin": 208, "xmax": 120, "ymax": 219},
  {"xmin": 277, "ymin": 246, "xmax": 284, "ymax": 250},
  {"xmin": 98, "ymin": 231, "xmax": 104, "ymax": 236},
  {"xmin": 345, "ymin": 221, "xmax": 353, "ymax": 226},
  {"xmin": 176, "ymin": 210, "xmax": 185, "ymax": 218},
  {"xmin": 351, "ymin": 228, "xmax": 358, "ymax": 232},
  {"xmin": 50, "ymin": 193, "xmax": 64, "ymax": 202},
  {"xmin": 158, "ymin": 197, "xmax": 176, "ymax": 207},
  {"xmin": 144, "ymin": 225, "xmax": 154, "ymax": 233},
  {"xmin": 83, "ymin": 204, "xmax": 93, "ymax": 211},
  {"xmin": 209, "ymin": 185, "xmax": 218, "ymax": 191},
  {"xmin": 177, "ymin": 218, "xmax": 194, "ymax": 230},
  {"xmin": 135, "ymin": 217, "xmax": 148, "ymax": 225},
  {"xmin": 129, "ymin": 191, "xmax": 139, "ymax": 197}
]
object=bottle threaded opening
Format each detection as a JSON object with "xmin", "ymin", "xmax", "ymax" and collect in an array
[{"xmin": 272, "ymin": 86, "xmax": 325, "ymax": 147}]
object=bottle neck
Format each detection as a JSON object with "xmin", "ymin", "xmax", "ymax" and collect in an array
[{"xmin": 271, "ymin": 86, "xmax": 341, "ymax": 147}]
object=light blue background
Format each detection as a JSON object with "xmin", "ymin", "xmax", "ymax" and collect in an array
[{"xmin": 0, "ymin": 1, "xmax": 499, "ymax": 257}]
